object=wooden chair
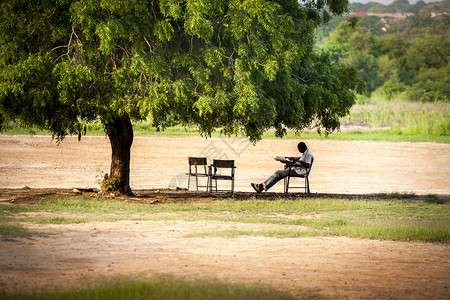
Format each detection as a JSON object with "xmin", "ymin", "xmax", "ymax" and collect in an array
[
  {"xmin": 209, "ymin": 159, "xmax": 236, "ymax": 195},
  {"xmin": 187, "ymin": 157, "xmax": 209, "ymax": 191},
  {"xmin": 284, "ymin": 158, "xmax": 314, "ymax": 194}
]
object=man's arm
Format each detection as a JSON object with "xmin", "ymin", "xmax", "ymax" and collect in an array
[
  {"xmin": 293, "ymin": 160, "xmax": 310, "ymax": 168},
  {"xmin": 292, "ymin": 154, "xmax": 311, "ymax": 168}
]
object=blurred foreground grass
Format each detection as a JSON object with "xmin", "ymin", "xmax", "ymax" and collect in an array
[{"xmin": 1, "ymin": 278, "xmax": 303, "ymax": 300}]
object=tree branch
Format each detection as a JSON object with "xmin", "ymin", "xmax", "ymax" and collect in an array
[{"xmin": 292, "ymin": 73, "xmax": 312, "ymax": 83}]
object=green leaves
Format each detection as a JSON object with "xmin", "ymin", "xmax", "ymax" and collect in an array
[
  {"xmin": 323, "ymin": 11, "xmax": 449, "ymax": 102},
  {"xmin": 1, "ymin": 0, "xmax": 363, "ymax": 142},
  {"xmin": 154, "ymin": 20, "xmax": 175, "ymax": 42},
  {"xmin": 185, "ymin": 1, "xmax": 214, "ymax": 40}
]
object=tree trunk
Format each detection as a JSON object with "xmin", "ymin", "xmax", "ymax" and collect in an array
[{"xmin": 105, "ymin": 116, "xmax": 134, "ymax": 195}]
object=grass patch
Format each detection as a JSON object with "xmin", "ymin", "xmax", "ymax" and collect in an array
[
  {"xmin": 4, "ymin": 125, "xmax": 450, "ymax": 144},
  {"xmin": 0, "ymin": 223, "xmax": 45, "ymax": 239},
  {"xmin": 332, "ymin": 224, "xmax": 450, "ymax": 243},
  {"xmin": 424, "ymin": 195, "xmax": 445, "ymax": 204},
  {"xmin": 187, "ymin": 229, "xmax": 316, "ymax": 239},
  {"xmin": 3, "ymin": 278, "xmax": 304, "ymax": 300},
  {"xmin": 263, "ymin": 130, "xmax": 450, "ymax": 143},
  {"xmin": 342, "ymin": 100, "xmax": 450, "ymax": 137},
  {"xmin": 34, "ymin": 216, "xmax": 89, "ymax": 224},
  {"xmin": 1, "ymin": 196, "xmax": 449, "ymax": 243}
]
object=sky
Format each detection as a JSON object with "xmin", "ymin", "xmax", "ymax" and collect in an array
[{"xmin": 349, "ymin": 0, "xmax": 443, "ymax": 4}]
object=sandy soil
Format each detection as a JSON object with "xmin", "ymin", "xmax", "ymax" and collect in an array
[
  {"xmin": 0, "ymin": 219, "xmax": 449, "ymax": 299},
  {"xmin": 0, "ymin": 135, "xmax": 449, "ymax": 299},
  {"xmin": 1, "ymin": 135, "xmax": 449, "ymax": 194}
]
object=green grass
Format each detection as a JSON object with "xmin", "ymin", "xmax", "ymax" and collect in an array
[
  {"xmin": 5, "ymin": 123, "xmax": 449, "ymax": 143},
  {"xmin": 424, "ymin": 194, "xmax": 445, "ymax": 204},
  {"xmin": 0, "ymin": 223, "xmax": 45, "ymax": 239},
  {"xmin": 1, "ymin": 196, "xmax": 448, "ymax": 243},
  {"xmin": 1, "ymin": 278, "xmax": 304, "ymax": 300},
  {"xmin": 341, "ymin": 100, "xmax": 449, "ymax": 138},
  {"xmin": 375, "ymin": 192, "xmax": 416, "ymax": 200},
  {"xmin": 263, "ymin": 130, "xmax": 450, "ymax": 143}
]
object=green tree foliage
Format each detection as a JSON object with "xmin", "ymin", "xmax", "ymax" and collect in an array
[
  {"xmin": 0, "ymin": 0, "xmax": 366, "ymax": 193},
  {"xmin": 325, "ymin": 22, "xmax": 380, "ymax": 91},
  {"xmin": 322, "ymin": 1, "xmax": 449, "ymax": 103},
  {"xmin": 419, "ymin": 0, "xmax": 450, "ymax": 15}
]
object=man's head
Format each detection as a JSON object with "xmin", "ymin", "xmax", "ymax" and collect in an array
[{"xmin": 297, "ymin": 142, "xmax": 307, "ymax": 153}]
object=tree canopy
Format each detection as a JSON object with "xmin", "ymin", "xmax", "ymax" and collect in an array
[{"xmin": 0, "ymin": 0, "xmax": 366, "ymax": 193}]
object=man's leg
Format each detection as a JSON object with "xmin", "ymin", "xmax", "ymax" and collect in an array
[{"xmin": 263, "ymin": 169, "xmax": 293, "ymax": 191}]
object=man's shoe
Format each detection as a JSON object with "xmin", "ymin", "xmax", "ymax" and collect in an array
[
  {"xmin": 251, "ymin": 183, "xmax": 264, "ymax": 193},
  {"xmin": 258, "ymin": 184, "xmax": 265, "ymax": 193}
]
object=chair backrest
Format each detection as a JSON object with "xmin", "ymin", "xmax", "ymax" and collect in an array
[
  {"xmin": 212, "ymin": 160, "xmax": 235, "ymax": 178},
  {"xmin": 213, "ymin": 159, "xmax": 235, "ymax": 168},
  {"xmin": 306, "ymin": 157, "xmax": 314, "ymax": 176},
  {"xmin": 189, "ymin": 157, "xmax": 207, "ymax": 166}
]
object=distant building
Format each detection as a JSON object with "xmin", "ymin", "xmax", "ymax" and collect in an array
[
  {"xmin": 354, "ymin": 11, "xmax": 369, "ymax": 17},
  {"xmin": 345, "ymin": 12, "xmax": 414, "ymax": 20},
  {"xmin": 431, "ymin": 12, "xmax": 450, "ymax": 19}
]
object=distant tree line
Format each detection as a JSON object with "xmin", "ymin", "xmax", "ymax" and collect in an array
[
  {"xmin": 318, "ymin": 1, "xmax": 449, "ymax": 102},
  {"xmin": 349, "ymin": 0, "xmax": 449, "ymax": 14}
]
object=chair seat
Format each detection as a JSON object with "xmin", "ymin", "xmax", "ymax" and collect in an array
[
  {"xmin": 211, "ymin": 175, "xmax": 233, "ymax": 180},
  {"xmin": 289, "ymin": 173, "xmax": 306, "ymax": 178},
  {"xmin": 188, "ymin": 172, "xmax": 209, "ymax": 177}
]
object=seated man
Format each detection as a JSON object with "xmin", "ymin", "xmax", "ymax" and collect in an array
[{"xmin": 251, "ymin": 142, "xmax": 313, "ymax": 193}]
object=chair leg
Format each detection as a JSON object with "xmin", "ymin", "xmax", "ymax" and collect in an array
[
  {"xmin": 208, "ymin": 177, "xmax": 216, "ymax": 193},
  {"xmin": 306, "ymin": 177, "xmax": 310, "ymax": 194},
  {"xmin": 231, "ymin": 179, "xmax": 234, "ymax": 196},
  {"xmin": 188, "ymin": 173, "xmax": 191, "ymax": 191},
  {"xmin": 285, "ymin": 175, "xmax": 290, "ymax": 193}
]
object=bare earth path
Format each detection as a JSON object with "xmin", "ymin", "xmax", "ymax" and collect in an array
[
  {"xmin": 0, "ymin": 135, "xmax": 449, "ymax": 299},
  {"xmin": 1, "ymin": 219, "xmax": 449, "ymax": 299}
]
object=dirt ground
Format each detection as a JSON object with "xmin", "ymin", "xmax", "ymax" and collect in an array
[
  {"xmin": 1, "ymin": 134, "xmax": 449, "ymax": 194},
  {"xmin": 0, "ymin": 135, "xmax": 449, "ymax": 299}
]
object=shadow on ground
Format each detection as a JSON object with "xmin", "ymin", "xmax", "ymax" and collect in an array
[{"xmin": 1, "ymin": 188, "xmax": 448, "ymax": 205}]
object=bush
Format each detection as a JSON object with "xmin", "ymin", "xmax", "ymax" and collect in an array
[{"xmin": 100, "ymin": 173, "xmax": 120, "ymax": 192}]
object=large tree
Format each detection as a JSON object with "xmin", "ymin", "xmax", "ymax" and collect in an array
[{"xmin": 0, "ymin": 0, "xmax": 366, "ymax": 195}]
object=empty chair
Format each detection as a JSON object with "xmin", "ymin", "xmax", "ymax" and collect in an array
[
  {"xmin": 209, "ymin": 159, "xmax": 236, "ymax": 195},
  {"xmin": 284, "ymin": 157, "xmax": 314, "ymax": 194},
  {"xmin": 187, "ymin": 157, "xmax": 209, "ymax": 191}
]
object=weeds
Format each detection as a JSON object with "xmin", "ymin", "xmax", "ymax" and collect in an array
[
  {"xmin": 424, "ymin": 195, "xmax": 445, "ymax": 204},
  {"xmin": 375, "ymin": 192, "xmax": 416, "ymax": 200}
]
